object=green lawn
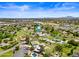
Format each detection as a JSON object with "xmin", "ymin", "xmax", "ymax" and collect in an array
[
  {"xmin": 47, "ymin": 36, "xmax": 53, "ymax": 40},
  {"xmin": 0, "ymin": 47, "xmax": 3, "ymax": 51},
  {"xmin": 0, "ymin": 50, "xmax": 13, "ymax": 57}
]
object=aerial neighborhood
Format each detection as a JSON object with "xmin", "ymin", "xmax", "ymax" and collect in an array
[{"xmin": 0, "ymin": 18, "xmax": 79, "ymax": 57}]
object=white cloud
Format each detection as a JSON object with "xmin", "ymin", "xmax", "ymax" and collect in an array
[
  {"xmin": 54, "ymin": 3, "xmax": 61, "ymax": 8},
  {"xmin": 62, "ymin": 2, "xmax": 79, "ymax": 9},
  {"xmin": 62, "ymin": 2, "xmax": 79, "ymax": 7},
  {"xmin": 55, "ymin": 6, "xmax": 75, "ymax": 10},
  {"xmin": 44, "ymin": 3, "xmax": 75, "ymax": 12},
  {"xmin": 0, "ymin": 4, "xmax": 30, "ymax": 11},
  {"xmin": 18, "ymin": 5, "xmax": 30, "ymax": 11},
  {"xmin": 0, "ymin": 8, "xmax": 79, "ymax": 18},
  {"xmin": 0, "ymin": 2, "xmax": 79, "ymax": 18}
]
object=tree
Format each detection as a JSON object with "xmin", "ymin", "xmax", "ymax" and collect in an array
[
  {"xmin": 9, "ymin": 37, "xmax": 13, "ymax": 41},
  {"xmin": 44, "ymin": 47, "xmax": 53, "ymax": 57},
  {"xmin": 68, "ymin": 40, "xmax": 79, "ymax": 46},
  {"xmin": 51, "ymin": 30, "xmax": 59, "ymax": 37},
  {"xmin": 15, "ymin": 46, "xmax": 19, "ymax": 51},
  {"xmin": 50, "ymin": 27, "xmax": 54, "ymax": 33},
  {"xmin": 0, "ymin": 39, "xmax": 2, "ymax": 44},
  {"xmin": 73, "ymin": 32, "xmax": 79, "ymax": 37},
  {"xmin": 55, "ymin": 44, "xmax": 62, "ymax": 52},
  {"xmin": 3, "ymin": 40, "xmax": 8, "ymax": 43},
  {"xmin": 45, "ymin": 25, "xmax": 51, "ymax": 34},
  {"xmin": 25, "ymin": 35, "xmax": 30, "ymax": 44},
  {"xmin": 72, "ymin": 47, "xmax": 79, "ymax": 57},
  {"xmin": 35, "ymin": 34, "xmax": 39, "ymax": 39}
]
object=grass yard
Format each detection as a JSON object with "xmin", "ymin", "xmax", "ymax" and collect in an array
[
  {"xmin": 0, "ymin": 50, "xmax": 13, "ymax": 57},
  {"xmin": 0, "ymin": 47, "xmax": 3, "ymax": 52}
]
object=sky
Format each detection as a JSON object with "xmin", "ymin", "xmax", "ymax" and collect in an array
[{"xmin": 0, "ymin": 2, "xmax": 79, "ymax": 18}]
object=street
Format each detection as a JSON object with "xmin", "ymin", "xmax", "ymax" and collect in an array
[{"xmin": 13, "ymin": 42, "xmax": 28, "ymax": 57}]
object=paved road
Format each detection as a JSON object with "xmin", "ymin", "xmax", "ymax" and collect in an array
[{"xmin": 13, "ymin": 43, "xmax": 28, "ymax": 57}]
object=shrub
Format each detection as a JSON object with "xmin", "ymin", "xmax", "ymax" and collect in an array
[
  {"xmin": 55, "ymin": 44, "xmax": 62, "ymax": 52},
  {"xmin": 73, "ymin": 32, "xmax": 79, "ymax": 37},
  {"xmin": 68, "ymin": 40, "xmax": 79, "ymax": 46},
  {"xmin": 15, "ymin": 46, "xmax": 19, "ymax": 51}
]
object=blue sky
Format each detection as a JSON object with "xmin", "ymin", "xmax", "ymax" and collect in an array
[{"xmin": 0, "ymin": 2, "xmax": 79, "ymax": 18}]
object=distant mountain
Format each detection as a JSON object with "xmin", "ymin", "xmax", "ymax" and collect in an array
[{"xmin": 0, "ymin": 16, "xmax": 79, "ymax": 20}]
